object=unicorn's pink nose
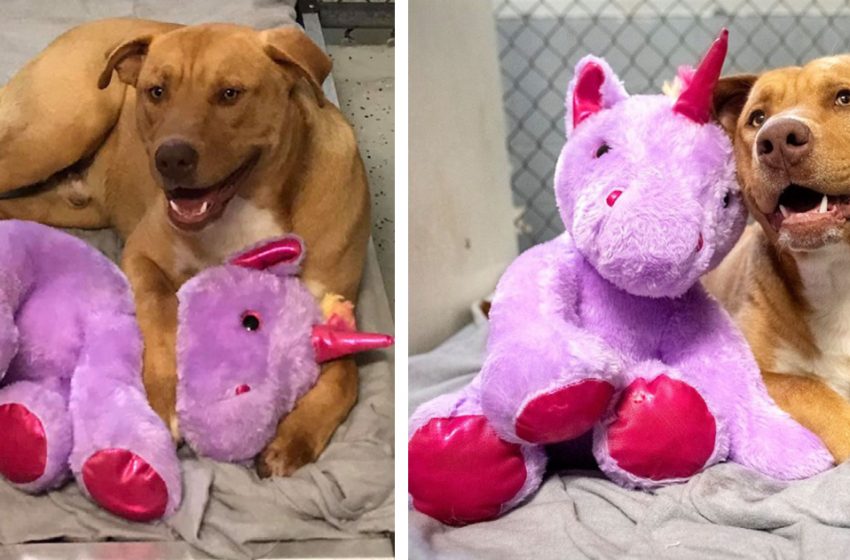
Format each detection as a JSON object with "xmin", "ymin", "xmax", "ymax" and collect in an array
[
  {"xmin": 606, "ymin": 189, "xmax": 623, "ymax": 207},
  {"xmin": 235, "ymin": 384, "xmax": 251, "ymax": 396}
]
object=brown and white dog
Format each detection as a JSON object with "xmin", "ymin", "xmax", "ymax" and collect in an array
[
  {"xmin": 0, "ymin": 19, "xmax": 371, "ymax": 477},
  {"xmin": 705, "ymin": 56, "xmax": 850, "ymax": 462}
]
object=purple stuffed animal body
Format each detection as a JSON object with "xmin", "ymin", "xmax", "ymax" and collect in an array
[
  {"xmin": 177, "ymin": 235, "xmax": 393, "ymax": 463},
  {"xmin": 409, "ymin": 30, "xmax": 833, "ymax": 526},
  {"xmin": 0, "ymin": 220, "xmax": 180, "ymax": 522}
]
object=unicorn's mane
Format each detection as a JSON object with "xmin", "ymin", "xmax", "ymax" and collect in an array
[{"xmin": 662, "ymin": 64, "xmax": 696, "ymax": 99}]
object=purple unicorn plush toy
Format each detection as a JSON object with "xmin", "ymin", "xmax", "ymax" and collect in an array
[
  {"xmin": 408, "ymin": 29, "xmax": 833, "ymax": 526},
  {"xmin": 0, "ymin": 220, "xmax": 180, "ymax": 522},
  {"xmin": 176, "ymin": 234, "xmax": 393, "ymax": 463}
]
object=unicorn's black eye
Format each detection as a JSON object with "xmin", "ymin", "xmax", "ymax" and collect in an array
[
  {"xmin": 595, "ymin": 143, "xmax": 611, "ymax": 158},
  {"xmin": 241, "ymin": 311, "xmax": 261, "ymax": 331},
  {"xmin": 722, "ymin": 192, "xmax": 731, "ymax": 208}
]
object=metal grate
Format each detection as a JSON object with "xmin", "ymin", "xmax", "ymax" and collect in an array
[
  {"xmin": 298, "ymin": 0, "xmax": 393, "ymax": 44},
  {"xmin": 299, "ymin": 0, "xmax": 394, "ymax": 30},
  {"xmin": 495, "ymin": 0, "xmax": 850, "ymax": 249}
]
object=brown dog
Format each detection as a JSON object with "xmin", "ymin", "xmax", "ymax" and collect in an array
[
  {"xmin": 0, "ymin": 18, "xmax": 370, "ymax": 476},
  {"xmin": 705, "ymin": 56, "xmax": 850, "ymax": 462}
]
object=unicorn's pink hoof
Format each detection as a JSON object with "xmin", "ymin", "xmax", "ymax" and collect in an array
[
  {"xmin": 82, "ymin": 449, "xmax": 168, "ymax": 522},
  {"xmin": 0, "ymin": 403, "xmax": 47, "ymax": 484},
  {"xmin": 515, "ymin": 379, "xmax": 614, "ymax": 444},
  {"xmin": 409, "ymin": 415, "xmax": 527, "ymax": 525},
  {"xmin": 606, "ymin": 374, "xmax": 716, "ymax": 480}
]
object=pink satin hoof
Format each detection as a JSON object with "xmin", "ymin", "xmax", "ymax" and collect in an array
[
  {"xmin": 516, "ymin": 379, "xmax": 614, "ymax": 444},
  {"xmin": 82, "ymin": 449, "xmax": 168, "ymax": 522},
  {"xmin": 0, "ymin": 403, "xmax": 47, "ymax": 484},
  {"xmin": 409, "ymin": 415, "xmax": 527, "ymax": 526},
  {"xmin": 607, "ymin": 375, "xmax": 716, "ymax": 480}
]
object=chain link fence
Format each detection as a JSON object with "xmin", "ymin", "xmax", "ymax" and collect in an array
[{"xmin": 494, "ymin": 0, "xmax": 850, "ymax": 249}]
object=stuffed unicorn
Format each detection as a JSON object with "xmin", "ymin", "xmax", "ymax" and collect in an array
[
  {"xmin": 176, "ymin": 235, "xmax": 394, "ymax": 463},
  {"xmin": 0, "ymin": 220, "xmax": 180, "ymax": 522},
  {"xmin": 408, "ymin": 29, "xmax": 833, "ymax": 526}
]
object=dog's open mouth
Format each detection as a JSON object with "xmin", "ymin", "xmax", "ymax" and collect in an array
[
  {"xmin": 767, "ymin": 184, "xmax": 850, "ymax": 248},
  {"xmin": 165, "ymin": 151, "xmax": 259, "ymax": 230},
  {"xmin": 768, "ymin": 184, "xmax": 850, "ymax": 229}
]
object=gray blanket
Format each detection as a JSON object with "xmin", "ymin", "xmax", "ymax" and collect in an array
[
  {"xmin": 0, "ymin": 2, "xmax": 394, "ymax": 559},
  {"xmin": 409, "ymin": 314, "xmax": 850, "ymax": 560}
]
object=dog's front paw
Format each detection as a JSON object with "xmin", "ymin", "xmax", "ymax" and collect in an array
[{"xmin": 256, "ymin": 432, "xmax": 318, "ymax": 478}]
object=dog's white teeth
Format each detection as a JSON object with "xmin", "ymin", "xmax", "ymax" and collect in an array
[
  {"xmin": 200, "ymin": 201, "xmax": 210, "ymax": 214},
  {"xmin": 820, "ymin": 194, "xmax": 829, "ymax": 213},
  {"xmin": 169, "ymin": 200, "xmax": 180, "ymax": 212},
  {"xmin": 780, "ymin": 205, "xmax": 790, "ymax": 218}
]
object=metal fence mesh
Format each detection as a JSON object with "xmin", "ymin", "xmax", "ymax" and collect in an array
[{"xmin": 494, "ymin": 0, "xmax": 850, "ymax": 249}]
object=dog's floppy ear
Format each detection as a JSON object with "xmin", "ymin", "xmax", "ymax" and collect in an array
[
  {"xmin": 260, "ymin": 26, "xmax": 331, "ymax": 106},
  {"xmin": 713, "ymin": 74, "xmax": 758, "ymax": 135},
  {"xmin": 98, "ymin": 35, "xmax": 155, "ymax": 89}
]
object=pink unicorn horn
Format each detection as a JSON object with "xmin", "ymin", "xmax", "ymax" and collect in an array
[
  {"xmin": 672, "ymin": 28, "xmax": 728, "ymax": 124},
  {"xmin": 311, "ymin": 324, "xmax": 394, "ymax": 363}
]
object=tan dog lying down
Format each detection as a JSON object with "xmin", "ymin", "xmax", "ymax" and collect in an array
[
  {"xmin": 0, "ymin": 19, "xmax": 370, "ymax": 477},
  {"xmin": 707, "ymin": 56, "xmax": 850, "ymax": 463}
]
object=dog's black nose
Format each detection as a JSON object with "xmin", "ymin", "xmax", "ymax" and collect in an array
[
  {"xmin": 155, "ymin": 139, "xmax": 198, "ymax": 181},
  {"xmin": 756, "ymin": 118, "xmax": 812, "ymax": 169}
]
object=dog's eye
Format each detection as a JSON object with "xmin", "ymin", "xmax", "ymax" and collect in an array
[
  {"xmin": 220, "ymin": 88, "xmax": 242, "ymax": 104},
  {"xmin": 722, "ymin": 191, "xmax": 731, "ymax": 208},
  {"xmin": 241, "ymin": 311, "xmax": 261, "ymax": 332},
  {"xmin": 836, "ymin": 90, "xmax": 850, "ymax": 106},
  {"xmin": 595, "ymin": 143, "xmax": 611, "ymax": 158},
  {"xmin": 148, "ymin": 85, "xmax": 165, "ymax": 101},
  {"xmin": 747, "ymin": 110, "xmax": 766, "ymax": 127}
]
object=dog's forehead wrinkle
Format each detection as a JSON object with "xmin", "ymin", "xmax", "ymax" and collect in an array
[{"xmin": 152, "ymin": 27, "xmax": 260, "ymax": 86}]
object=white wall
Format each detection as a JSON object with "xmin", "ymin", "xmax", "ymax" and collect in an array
[{"xmin": 409, "ymin": 0, "xmax": 519, "ymax": 354}]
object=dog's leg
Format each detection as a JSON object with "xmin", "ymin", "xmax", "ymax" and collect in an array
[
  {"xmin": 257, "ymin": 358, "xmax": 359, "ymax": 477},
  {"xmin": 122, "ymin": 251, "xmax": 179, "ymax": 439},
  {"xmin": 763, "ymin": 371, "xmax": 850, "ymax": 463},
  {"xmin": 0, "ymin": 183, "xmax": 108, "ymax": 228},
  {"xmin": 257, "ymin": 140, "xmax": 371, "ymax": 476}
]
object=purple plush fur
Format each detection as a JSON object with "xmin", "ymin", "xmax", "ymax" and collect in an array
[
  {"xmin": 0, "ymin": 220, "xmax": 181, "ymax": 518},
  {"xmin": 176, "ymin": 235, "xmax": 321, "ymax": 463},
  {"xmin": 409, "ymin": 53, "xmax": 833, "ymax": 523}
]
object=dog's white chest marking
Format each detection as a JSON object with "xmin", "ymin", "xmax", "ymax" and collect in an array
[
  {"xmin": 774, "ymin": 244, "xmax": 850, "ymax": 397},
  {"xmin": 173, "ymin": 197, "xmax": 285, "ymax": 276}
]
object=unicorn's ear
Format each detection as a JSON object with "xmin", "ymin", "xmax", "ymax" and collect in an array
[
  {"xmin": 565, "ymin": 56, "xmax": 629, "ymax": 134},
  {"xmin": 229, "ymin": 235, "xmax": 305, "ymax": 277}
]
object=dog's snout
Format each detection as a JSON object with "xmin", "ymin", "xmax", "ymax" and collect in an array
[
  {"xmin": 155, "ymin": 139, "xmax": 199, "ymax": 182},
  {"xmin": 756, "ymin": 118, "xmax": 812, "ymax": 169}
]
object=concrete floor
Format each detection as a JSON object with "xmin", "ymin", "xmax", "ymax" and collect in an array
[{"xmin": 327, "ymin": 43, "xmax": 395, "ymax": 310}]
